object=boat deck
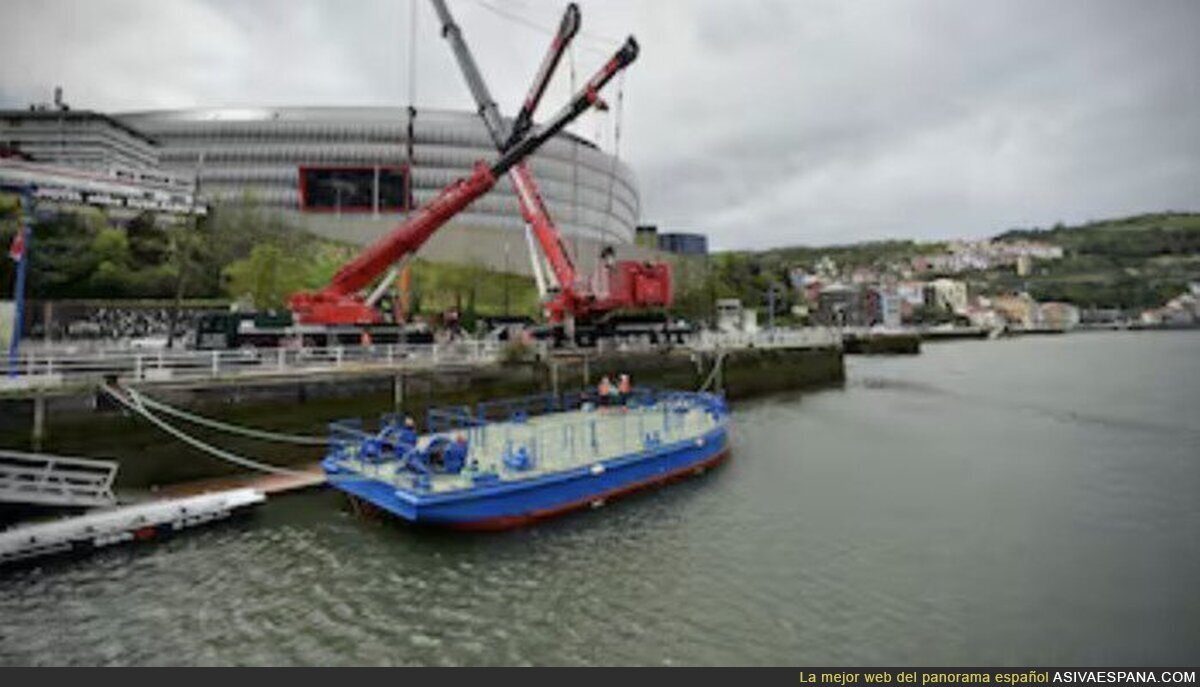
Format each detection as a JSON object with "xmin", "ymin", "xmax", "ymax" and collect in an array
[{"xmin": 327, "ymin": 397, "xmax": 723, "ymax": 495}]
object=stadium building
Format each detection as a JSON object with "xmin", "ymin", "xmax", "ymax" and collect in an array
[
  {"xmin": 1, "ymin": 108, "xmax": 159, "ymax": 170},
  {"xmin": 1, "ymin": 101, "xmax": 202, "ymax": 219},
  {"xmin": 115, "ymin": 106, "xmax": 648, "ymax": 274}
]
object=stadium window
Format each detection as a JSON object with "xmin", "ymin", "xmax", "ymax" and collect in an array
[{"xmin": 298, "ymin": 166, "xmax": 409, "ymax": 213}]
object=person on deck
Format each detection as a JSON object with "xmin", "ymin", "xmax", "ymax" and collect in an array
[
  {"xmin": 598, "ymin": 375, "xmax": 613, "ymax": 407},
  {"xmin": 397, "ymin": 416, "xmax": 419, "ymax": 448},
  {"xmin": 617, "ymin": 373, "xmax": 632, "ymax": 404}
]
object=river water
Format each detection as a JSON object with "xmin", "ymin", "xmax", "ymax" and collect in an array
[{"xmin": 2, "ymin": 330, "xmax": 1198, "ymax": 666}]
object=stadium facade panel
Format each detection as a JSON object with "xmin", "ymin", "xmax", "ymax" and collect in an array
[{"xmin": 116, "ymin": 107, "xmax": 639, "ymax": 245}]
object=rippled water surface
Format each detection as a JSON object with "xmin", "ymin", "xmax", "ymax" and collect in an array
[{"xmin": 2, "ymin": 330, "xmax": 1198, "ymax": 666}]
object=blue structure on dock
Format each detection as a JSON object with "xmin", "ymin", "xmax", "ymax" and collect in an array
[{"xmin": 322, "ymin": 389, "xmax": 730, "ymax": 530}]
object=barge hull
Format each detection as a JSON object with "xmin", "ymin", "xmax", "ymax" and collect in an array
[
  {"xmin": 330, "ymin": 427, "xmax": 730, "ymax": 530},
  {"xmin": 448, "ymin": 445, "xmax": 730, "ymax": 531}
]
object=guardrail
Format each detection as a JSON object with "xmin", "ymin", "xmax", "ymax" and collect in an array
[
  {"xmin": 690, "ymin": 327, "xmax": 842, "ymax": 351},
  {"xmin": 0, "ymin": 450, "xmax": 118, "ymax": 508},
  {"xmin": 0, "ymin": 328, "xmax": 842, "ymax": 391},
  {"xmin": 1, "ymin": 341, "xmax": 502, "ymax": 390}
]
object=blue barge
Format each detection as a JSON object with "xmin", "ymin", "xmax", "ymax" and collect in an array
[{"xmin": 321, "ymin": 390, "xmax": 730, "ymax": 530}]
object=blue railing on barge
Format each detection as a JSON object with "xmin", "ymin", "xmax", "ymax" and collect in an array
[
  {"xmin": 321, "ymin": 388, "xmax": 732, "ymax": 529},
  {"xmin": 427, "ymin": 387, "xmax": 670, "ymax": 434},
  {"xmin": 325, "ymin": 389, "xmax": 727, "ymax": 476}
]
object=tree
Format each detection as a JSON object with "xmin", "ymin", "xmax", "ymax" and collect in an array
[
  {"xmin": 222, "ymin": 243, "xmax": 310, "ymax": 309},
  {"xmin": 126, "ymin": 211, "xmax": 170, "ymax": 264},
  {"xmin": 26, "ymin": 208, "xmax": 106, "ymax": 297},
  {"xmin": 89, "ymin": 227, "xmax": 133, "ymax": 295}
]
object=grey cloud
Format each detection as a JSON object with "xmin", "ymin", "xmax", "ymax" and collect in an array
[{"xmin": 2, "ymin": 0, "xmax": 1197, "ymax": 250}]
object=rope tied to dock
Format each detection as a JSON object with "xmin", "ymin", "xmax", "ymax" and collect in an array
[
  {"xmin": 99, "ymin": 383, "xmax": 309, "ymax": 477},
  {"xmin": 122, "ymin": 388, "xmax": 329, "ymax": 446}
]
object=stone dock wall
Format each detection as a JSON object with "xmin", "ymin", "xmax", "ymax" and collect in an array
[{"xmin": 0, "ymin": 346, "xmax": 843, "ymax": 490}]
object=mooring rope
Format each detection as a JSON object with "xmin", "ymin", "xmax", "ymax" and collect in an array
[
  {"xmin": 123, "ymin": 388, "xmax": 329, "ymax": 446},
  {"xmin": 100, "ymin": 384, "xmax": 307, "ymax": 476}
]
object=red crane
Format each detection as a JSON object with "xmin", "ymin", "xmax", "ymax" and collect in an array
[
  {"xmin": 430, "ymin": 0, "xmax": 672, "ymax": 342},
  {"xmin": 287, "ymin": 32, "xmax": 639, "ymax": 327}
]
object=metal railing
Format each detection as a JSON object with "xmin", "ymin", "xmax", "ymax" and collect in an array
[
  {"xmin": 330, "ymin": 390, "xmax": 727, "ymax": 488},
  {"xmin": 1, "ymin": 328, "xmax": 841, "ymax": 390},
  {"xmin": 690, "ymin": 327, "xmax": 841, "ymax": 351},
  {"xmin": 499, "ymin": 392, "xmax": 724, "ymax": 470},
  {"xmin": 1, "ymin": 340, "xmax": 503, "ymax": 390},
  {"xmin": 0, "ymin": 450, "xmax": 118, "ymax": 508}
]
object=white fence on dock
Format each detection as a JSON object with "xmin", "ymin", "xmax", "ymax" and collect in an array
[
  {"xmin": 0, "ymin": 328, "xmax": 841, "ymax": 390},
  {"xmin": 0, "ymin": 340, "xmax": 502, "ymax": 390}
]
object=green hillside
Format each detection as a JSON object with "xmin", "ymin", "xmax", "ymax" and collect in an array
[
  {"xmin": 996, "ymin": 212, "xmax": 1200, "ymax": 256},
  {"xmin": 5, "ymin": 192, "xmax": 1196, "ymax": 318},
  {"xmin": 981, "ymin": 213, "xmax": 1200, "ymax": 309},
  {"xmin": 670, "ymin": 212, "xmax": 1200, "ymax": 317}
]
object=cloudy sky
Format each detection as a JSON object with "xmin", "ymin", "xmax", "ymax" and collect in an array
[{"xmin": 2, "ymin": 0, "xmax": 1197, "ymax": 249}]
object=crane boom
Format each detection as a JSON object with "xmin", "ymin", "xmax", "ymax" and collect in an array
[
  {"xmin": 288, "ymin": 35, "xmax": 638, "ymax": 325},
  {"xmin": 431, "ymin": 0, "xmax": 672, "ymax": 333},
  {"xmin": 431, "ymin": 0, "xmax": 585, "ymax": 318},
  {"xmin": 429, "ymin": 0, "xmax": 509, "ymax": 148},
  {"xmin": 507, "ymin": 3, "xmax": 580, "ymax": 149}
]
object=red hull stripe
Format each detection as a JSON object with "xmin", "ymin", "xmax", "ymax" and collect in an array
[{"xmin": 444, "ymin": 445, "xmax": 732, "ymax": 531}]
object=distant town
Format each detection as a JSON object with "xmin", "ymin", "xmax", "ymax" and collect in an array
[
  {"xmin": 672, "ymin": 212, "xmax": 1200, "ymax": 335},
  {"xmin": 783, "ymin": 237, "xmax": 1199, "ymax": 332}
]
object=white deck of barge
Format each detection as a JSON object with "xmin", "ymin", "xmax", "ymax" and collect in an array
[{"xmin": 329, "ymin": 401, "xmax": 723, "ymax": 494}]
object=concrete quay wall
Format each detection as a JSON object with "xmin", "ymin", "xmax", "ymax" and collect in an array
[{"xmin": 0, "ymin": 346, "xmax": 843, "ymax": 490}]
